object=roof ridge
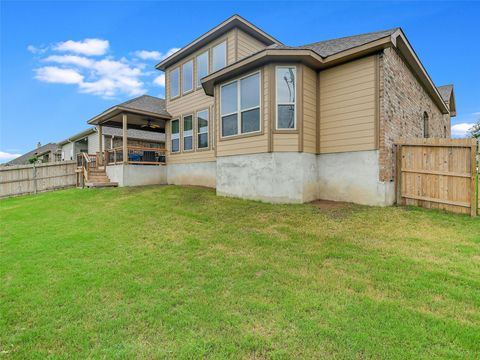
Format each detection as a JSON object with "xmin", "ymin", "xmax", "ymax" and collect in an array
[{"xmin": 300, "ymin": 27, "xmax": 400, "ymax": 47}]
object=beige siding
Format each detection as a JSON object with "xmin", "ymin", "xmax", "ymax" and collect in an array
[
  {"xmin": 216, "ymin": 66, "xmax": 269, "ymax": 157},
  {"xmin": 236, "ymin": 29, "xmax": 267, "ymax": 60},
  {"xmin": 303, "ymin": 65, "xmax": 317, "ymax": 153},
  {"xmin": 319, "ymin": 55, "xmax": 377, "ymax": 153},
  {"xmin": 273, "ymin": 133, "xmax": 298, "ymax": 152}
]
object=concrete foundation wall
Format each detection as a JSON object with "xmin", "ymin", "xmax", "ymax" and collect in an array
[
  {"xmin": 167, "ymin": 161, "xmax": 216, "ymax": 188},
  {"xmin": 106, "ymin": 164, "xmax": 167, "ymax": 187},
  {"xmin": 317, "ymin": 150, "xmax": 395, "ymax": 206},
  {"xmin": 216, "ymin": 153, "xmax": 319, "ymax": 203}
]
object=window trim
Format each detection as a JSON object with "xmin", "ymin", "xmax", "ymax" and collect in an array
[
  {"xmin": 169, "ymin": 67, "xmax": 180, "ymax": 100},
  {"xmin": 212, "ymin": 40, "xmax": 227, "ymax": 72},
  {"xmin": 196, "ymin": 108, "xmax": 210, "ymax": 150},
  {"xmin": 171, "ymin": 119, "xmax": 180, "ymax": 153},
  {"xmin": 196, "ymin": 51, "xmax": 209, "ymax": 90},
  {"xmin": 275, "ymin": 65, "xmax": 297, "ymax": 130},
  {"xmin": 182, "ymin": 60, "xmax": 194, "ymax": 95},
  {"xmin": 182, "ymin": 114, "xmax": 194, "ymax": 152},
  {"xmin": 220, "ymin": 70, "xmax": 262, "ymax": 139}
]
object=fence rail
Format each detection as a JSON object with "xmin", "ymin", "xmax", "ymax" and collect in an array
[
  {"xmin": 395, "ymin": 138, "xmax": 478, "ymax": 217},
  {"xmin": 105, "ymin": 146, "xmax": 167, "ymax": 165},
  {"xmin": 0, "ymin": 161, "xmax": 77, "ymax": 198}
]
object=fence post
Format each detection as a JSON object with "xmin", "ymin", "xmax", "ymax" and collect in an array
[
  {"xmin": 395, "ymin": 144, "xmax": 403, "ymax": 205},
  {"xmin": 33, "ymin": 163, "xmax": 37, "ymax": 194},
  {"xmin": 471, "ymin": 142, "xmax": 477, "ymax": 217}
]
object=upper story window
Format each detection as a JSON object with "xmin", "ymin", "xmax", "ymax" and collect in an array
[
  {"xmin": 171, "ymin": 119, "xmax": 180, "ymax": 153},
  {"xmin": 183, "ymin": 115, "xmax": 193, "ymax": 151},
  {"xmin": 197, "ymin": 109, "xmax": 209, "ymax": 149},
  {"xmin": 182, "ymin": 60, "xmax": 193, "ymax": 94},
  {"xmin": 423, "ymin": 112, "xmax": 429, "ymax": 138},
  {"xmin": 220, "ymin": 71, "xmax": 261, "ymax": 137},
  {"xmin": 170, "ymin": 67, "xmax": 180, "ymax": 99},
  {"xmin": 212, "ymin": 41, "xmax": 227, "ymax": 72},
  {"xmin": 196, "ymin": 51, "xmax": 209, "ymax": 89},
  {"xmin": 276, "ymin": 66, "xmax": 296, "ymax": 129}
]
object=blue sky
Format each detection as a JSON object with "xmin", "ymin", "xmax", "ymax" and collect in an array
[{"xmin": 1, "ymin": 1, "xmax": 479, "ymax": 162}]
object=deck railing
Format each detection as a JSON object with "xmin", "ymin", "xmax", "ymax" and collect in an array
[{"xmin": 105, "ymin": 146, "xmax": 167, "ymax": 165}]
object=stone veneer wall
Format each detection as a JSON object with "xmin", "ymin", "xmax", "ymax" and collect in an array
[{"xmin": 379, "ymin": 47, "xmax": 451, "ymax": 181}]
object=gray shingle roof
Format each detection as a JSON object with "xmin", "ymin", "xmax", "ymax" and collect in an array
[
  {"xmin": 102, "ymin": 126, "xmax": 165, "ymax": 142},
  {"xmin": 437, "ymin": 85, "xmax": 453, "ymax": 103},
  {"xmin": 268, "ymin": 28, "xmax": 399, "ymax": 58},
  {"xmin": 118, "ymin": 95, "xmax": 169, "ymax": 117},
  {"xmin": 6, "ymin": 143, "xmax": 59, "ymax": 165}
]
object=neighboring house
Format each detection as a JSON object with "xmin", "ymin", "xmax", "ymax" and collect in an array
[
  {"xmin": 6, "ymin": 143, "xmax": 60, "ymax": 166},
  {"xmin": 86, "ymin": 15, "xmax": 456, "ymax": 205}
]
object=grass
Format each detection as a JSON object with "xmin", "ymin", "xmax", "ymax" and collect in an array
[{"xmin": 1, "ymin": 186, "xmax": 479, "ymax": 359}]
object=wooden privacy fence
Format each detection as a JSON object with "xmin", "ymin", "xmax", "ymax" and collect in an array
[
  {"xmin": 395, "ymin": 138, "xmax": 478, "ymax": 217},
  {"xmin": 0, "ymin": 161, "xmax": 77, "ymax": 198}
]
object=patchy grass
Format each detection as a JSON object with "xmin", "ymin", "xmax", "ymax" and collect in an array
[{"xmin": 1, "ymin": 186, "xmax": 479, "ymax": 359}]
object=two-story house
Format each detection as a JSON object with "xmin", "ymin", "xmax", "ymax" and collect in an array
[{"xmin": 87, "ymin": 15, "xmax": 456, "ymax": 205}]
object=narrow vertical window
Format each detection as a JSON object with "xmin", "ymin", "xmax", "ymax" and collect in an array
[
  {"xmin": 197, "ymin": 109, "xmax": 209, "ymax": 149},
  {"xmin": 183, "ymin": 115, "xmax": 193, "ymax": 151},
  {"xmin": 276, "ymin": 67, "xmax": 296, "ymax": 129},
  {"xmin": 221, "ymin": 81, "xmax": 238, "ymax": 137},
  {"xmin": 171, "ymin": 119, "xmax": 179, "ymax": 153},
  {"xmin": 212, "ymin": 41, "xmax": 226, "ymax": 72},
  {"xmin": 170, "ymin": 67, "xmax": 180, "ymax": 99},
  {"xmin": 183, "ymin": 60, "xmax": 193, "ymax": 94},
  {"xmin": 423, "ymin": 112, "xmax": 429, "ymax": 138},
  {"xmin": 196, "ymin": 51, "xmax": 209, "ymax": 88}
]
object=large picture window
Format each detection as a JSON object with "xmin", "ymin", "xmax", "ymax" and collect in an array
[
  {"xmin": 196, "ymin": 51, "xmax": 209, "ymax": 88},
  {"xmin": 183, "ymin": 60, "xmax": 193, "ymax": 94},
  {"xmin": 276, "ymin": 66, "xmax": 296, "ymax": 129},
  {"xmin": 170, "ymin": 67, "xmax": 180, "ymax": 99},
  {"xmin": 221, "ymin": 72, "xmax": 260, "ymax": 137},
  {"xmin": 171, "ymin": 119, "xmax": 179, "ymax": 153},
  {"xmin": 212, "ymin": 41, "xmax": 226, "ymax": 72},
  {"xmin": 197, "ymin": 109, "xmax": 209, "ymax": 149},
  {"xmin": 183, "ymin": 115, "xmax": 193, "ymax": 151}
]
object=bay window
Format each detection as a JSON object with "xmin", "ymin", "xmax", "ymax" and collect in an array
[
  {"xmin": 197, "ymin": 109, "xmax": 209, "ymax": 149},
  {"xmin": 183, "ymin": 60, "xmax": 193, "ymax": 94},
  {"xmin": 171, "ymin": 119, "xmax": 179, "ymax": 153},
  {"xmin": 221, "ymin": 72, "xmax": 261, "ymax": 137},
  {"xmin": 170, "ymin": 67, "xmax": 180, "ymax": 99},
  {"xmin": 196, "ymin": 51, "xmax": 209, "ymax": 88},
  {"xmin": 276, "ymin": 66, "xmax": 296, "ymax": 129},
  {"xmin": 183, "ymin": 115, "xmax": 193, "ymax": 151},
  {"xmin": 212, "ymin": 41, "xmax": 226, "ymax": 72}
]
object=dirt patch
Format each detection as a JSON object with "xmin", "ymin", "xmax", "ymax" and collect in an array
[{"xmin": 310, "ymin": 199, "xmax": 358, "ymax": 219}]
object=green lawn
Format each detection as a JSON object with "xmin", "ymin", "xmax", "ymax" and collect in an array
[{"xmin": 1, "ymin": 186, "xmax": 479, "ymax": 359}]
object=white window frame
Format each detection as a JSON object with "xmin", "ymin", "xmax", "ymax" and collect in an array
[
  {"xmin": 182, "ymin": 60, "xmax": 193, "ymax": 94},
  {"xmin": 212, "ymin": 40, "xmax": 227, "ymax": 72},
  {"xmin": 196, "ymin": 109, "xmax": 209, "ymax": 149},
  {"xmin": 183, "ymin": 114, "xmax": 194, "ymax": 152},
  {"xmin": 170, "ymin": 67, "xmax": 180, "ymax": 99},
  {"xmin": 171, "ymin": 119, "xmax": 180, "ymax": 153},
  {"xmin": 196, "ymin": 51, "xmax": 209, "ymax": 89},
  {"xmin": 275, "ymin": 66, "xmax": 297, "ymax": 130},
  {"xmin": 220, "ymin": 70, "xmax": 262, "ymax": 139}
]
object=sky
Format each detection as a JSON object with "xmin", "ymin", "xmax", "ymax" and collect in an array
[{"xmin": 1, "ymin": 1, "xmax": 479, "ymax": 162}]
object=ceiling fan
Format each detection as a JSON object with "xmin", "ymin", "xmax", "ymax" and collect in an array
[{"xmin": 141, "ymin": 118, "xmax": 161, "ymax": 129}]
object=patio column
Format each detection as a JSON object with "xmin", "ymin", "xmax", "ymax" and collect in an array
[
  {"xmin": 98, "ymin": 125, "xmax": 103, "ymax": 165},
  {"xmin": 122, "ymin": 113, "xmax": 128, "ymax": 164}
]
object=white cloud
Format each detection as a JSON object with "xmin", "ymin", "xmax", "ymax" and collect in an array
[
  {"xmin": 34, "ymin": 66, "xmax": 84, "ymax": 84},
  {"xmin": 43, "ymin": 55, "xmax": 94, "ymax": 68},
  {"xmin": 0, "ymin": 151, "xmax": 22, "ymax": 163},
  {"xmin": 134, "ymin": 47, "xmax": 180, "ymax": 61},
  {"xmin": 134, "ymin": 50, "xmax": 162, "ymax": 60},
  {"xmin": 153, "ymin": 74, "xmax": 165, "ymax": 87},
  {"xmin": 451, "ymin": 123, "xmax": 474, "ymax": 138},
  {"xmin": 27, "ymin": 45, "xmax": 47, "ymax": 54},
  {"xmin": 54, "ymin": 38, "xmax": 109, "ymax": 56}
]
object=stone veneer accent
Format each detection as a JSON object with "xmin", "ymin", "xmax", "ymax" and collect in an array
[{"xmin": 378, "ymin": 47, "xmax": 451, "ymax": 181}]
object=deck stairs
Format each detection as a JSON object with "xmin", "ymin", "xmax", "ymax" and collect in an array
[{"xmin": 85, "ymin": 167, "xmax": 118, "ymax": 188}]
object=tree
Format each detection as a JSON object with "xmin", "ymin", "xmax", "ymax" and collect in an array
[
  {"xmin": 468, "ymin": 119, "xmax": 480, "ymax": 139},
  {"xmin": 28, "ymin": 156, "xmax": 38, "ymax": 164}
]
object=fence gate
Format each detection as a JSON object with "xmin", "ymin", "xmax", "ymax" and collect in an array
[{"xmin": 395, "ymin": 138, "xmax": 478, "ymax": 217}]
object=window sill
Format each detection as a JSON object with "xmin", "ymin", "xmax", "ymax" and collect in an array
[{"xmin": 219, "ymin": 130, "xmax": 263, "ymax": 142}]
